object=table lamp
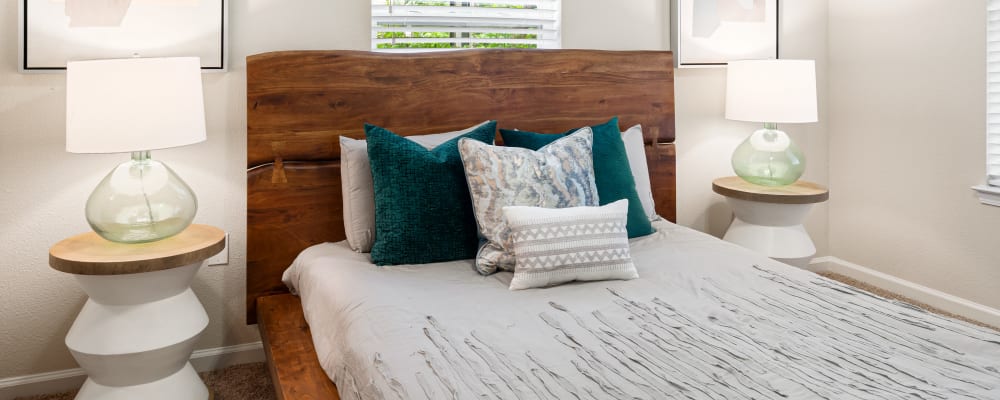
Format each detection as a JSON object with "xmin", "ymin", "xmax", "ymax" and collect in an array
[
  {"xmin": 725, "ymin": 59, "xmax": 818, "ymax": 186},
  {"xmin": 66, "ymin": 57, "xmax": 206, "ymax": 243}
]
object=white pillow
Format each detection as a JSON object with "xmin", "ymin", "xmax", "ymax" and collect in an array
[
  {"xmin": 504, "ymin": 199, "xmax": 638, "ymax": 290},
  {"xmin": 340, "ymin": 121, "xmax": 493, "ymax": 252},
  {"xmin": 621, "ymin": 124, "xmax": 657, "ymax": 221}
]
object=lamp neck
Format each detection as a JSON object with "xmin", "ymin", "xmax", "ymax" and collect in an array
[
  {"xmin": 749, "ymin": 126, "xmax": 791, "ymax": 152},
  {"xmin": 763, "ymin": 122, "xmax": 778, "ymax": 130},
  {"xmin": 131, "ymin": 151, "xmax": 152, "ymax": 162}
]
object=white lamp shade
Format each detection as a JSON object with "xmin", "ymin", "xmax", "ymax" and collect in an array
[
  {"xmin": 725, "ymin": 59, "xmax": 818, "ymax": 124},
  {"xmin": 66, "ymin": 57, "xmax": 207, "ymax": 154}
]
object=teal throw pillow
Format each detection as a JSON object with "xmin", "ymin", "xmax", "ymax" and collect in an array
[
  {"xmin": 500, "ymin": 117, "xmax": 655, "ymax": 238},
  {"xmin": 366, "ymin": 121, "xmax": 497, "ymax": 265}
]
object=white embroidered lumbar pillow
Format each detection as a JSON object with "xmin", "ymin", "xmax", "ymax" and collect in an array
[{"xmin": 503, "ymin": 199, "xmax": 638, "ymax": 290}]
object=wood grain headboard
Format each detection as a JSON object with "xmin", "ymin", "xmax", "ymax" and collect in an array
[{"xmin": 246, "ymin": 49, "xmax": 676, "ymax": 324}]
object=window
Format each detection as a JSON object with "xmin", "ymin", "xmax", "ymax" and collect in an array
[
  {"xmin": 979, "ymin": 1, "xmax": 1000, "ymax": 205},
  {"xmin": 371, "ymin": 1, "xmax": 561, "ymax": 52},
  {"xmin": 990, "ymin": 0, "xmax": 1000, "ymax": 187}
]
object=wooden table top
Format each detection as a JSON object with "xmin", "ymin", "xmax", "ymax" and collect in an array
[
  {"xmin": 49, "ymin": 224, "xmax": 225, "ymax": 276},
  {"xmin": 712, "ymin": 176, "xmax": 829, "ymax": 205}
]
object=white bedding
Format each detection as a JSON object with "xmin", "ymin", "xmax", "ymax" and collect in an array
[{"xmin": 283, "ymin": 220, "xmax": 1000, "ymax": 399}]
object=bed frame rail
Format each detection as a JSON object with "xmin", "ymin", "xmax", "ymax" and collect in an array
[{"xmin": 258, "ymin": 294, "xmax": 340, "ymax": 400}]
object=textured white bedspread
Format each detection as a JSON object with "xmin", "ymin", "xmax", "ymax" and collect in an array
[{"xmin": 283, "ymin": 220, "xmax": 1000, "ymax": 399}]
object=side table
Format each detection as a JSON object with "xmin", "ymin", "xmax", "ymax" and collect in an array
[
  {"xmin": 49, "ymin": 224, "xmax": 225, "ymax": 400},
  {"xmin": 712, "ymin": 176, "xmax": 829, "ymax": 260}
]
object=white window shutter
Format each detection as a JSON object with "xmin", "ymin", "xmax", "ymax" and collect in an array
[
  {"xmin": 989, "ymin": 0, "xmax": 1000, "ymax": 186},
  {"xmin": 372, "ymin": 1, "xmax": 561, "ymax": 52}
]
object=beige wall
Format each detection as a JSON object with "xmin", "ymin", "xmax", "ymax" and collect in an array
[
  {"xmin": 676, "ymin": 0, "xmax": 830, "ymax": 249},
  {"xmin": 0, "ymin": 0, "xmax": 371, "ymax": 378},
  {"xmin": 0, "ymin": 0, "xmax": 830, "ymax": 378},
  {"xmin": 562, "ymin": 0, "xmax": 831, "ymax": 247},
  {"xmin": 828, "ymin": 0, "xmax": 1000, "ymax": 309},
  {"xmin": 562, "ymin": 0, "xmax": 671, "ymax": 50}
]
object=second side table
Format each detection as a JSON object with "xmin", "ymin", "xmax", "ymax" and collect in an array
[{"xmin": 712, "ymin": 176, "xmax": 829, "ymax": 260}]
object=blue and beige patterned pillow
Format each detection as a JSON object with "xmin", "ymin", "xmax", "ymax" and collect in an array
[
  {"xmin": 504, "ymin": 199, "xmax": 637, "ymax": 290},
  {"xmin": 458, "ymin": 128, "xmax": 599, "ymax": 275},
  {"xmin": 500, "ymin": 117, "xmax": 655, "ymax": 238}
]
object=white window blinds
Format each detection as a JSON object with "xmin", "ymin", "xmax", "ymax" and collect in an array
[
  {"xmin": 372, "ymin": 1, "xmax": 561, "ymax": 52},
  {"xmin": 989, "ymin": 0, "xmax": 1000, "ymax": 186}
]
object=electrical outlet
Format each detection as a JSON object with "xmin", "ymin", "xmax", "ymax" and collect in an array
[{"xmin": 208, "ymin": 232, "xmax": 229, "ymax": 266}]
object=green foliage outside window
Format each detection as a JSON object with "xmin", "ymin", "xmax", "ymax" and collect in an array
[
  {"xmin": 376, "ymin": 31, "xmax": 538, "ymax": 49},
  {"xmin": 377, "ymin": 1, "xmax": 541, "ymax": 49}
]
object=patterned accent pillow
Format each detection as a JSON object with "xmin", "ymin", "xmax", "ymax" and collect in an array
[
  {"xmin": 458, "ymin": 128, "xmax": 599, "ymax": 275},
  {"xmin": 500, "ymin": 117, "xmax": 655, "ymax": 238},
  {"xmin": 504, "ymin": 199, "xmax": 638, "ymax": 290}
]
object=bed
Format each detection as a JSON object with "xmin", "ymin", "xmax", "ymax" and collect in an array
[{"xmin": 246, "ymin": 50, "xmax": 1000, "ymax": 399}]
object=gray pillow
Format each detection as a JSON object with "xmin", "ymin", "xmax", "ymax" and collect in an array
[
  {"xmin": 458, "ymin": 128, "xmax": 599, "ymax": 275},
  {"xmin": 621, "ymin": 124, "xmax": 657, "ymax": 221}
]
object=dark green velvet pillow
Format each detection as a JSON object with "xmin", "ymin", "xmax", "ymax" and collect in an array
[
  {"xmin": 366, "ymin": 121, "xmax": 497, "ymax": 265},
  {"xmin": 500, "ymin": 117, "xmax": 655, "ymax": 238}
]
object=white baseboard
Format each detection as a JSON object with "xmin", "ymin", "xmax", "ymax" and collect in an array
[
  {"xmin": 810, "ymin": 256, "xmax": 1000, "ymax": 328},
  {"xmin": 189, "ymin": 341, "xmax": 266, "ymax": 372},
  {"xmin": 0, "ymin": 341, "xmax": 264, "ymax": 400}
]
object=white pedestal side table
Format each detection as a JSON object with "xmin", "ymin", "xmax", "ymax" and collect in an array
[
  {"xmin": 49, "ymin": 224, "xmax": 225, "ymax": 400},
  {"xmin": 712, "ymin": 177, "xmax": 829, "ymax": 260}
]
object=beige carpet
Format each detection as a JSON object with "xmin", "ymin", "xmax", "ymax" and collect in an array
[
  {"xmin": 819, "ymin": 272, "xmax": 1000, "ymax": 332},
  {"xmin": 15, "ymin": 362, "xmax": 274, "ymax": 400},
  {"xmin": 16, "ymin": 273, "xmax": 997, "ymax": 400}
]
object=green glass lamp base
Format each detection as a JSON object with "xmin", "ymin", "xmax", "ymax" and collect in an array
[
  {"xmin": 85, "ymin": 151, "xmax": 198, "ymax": 243},
  {"xmin": 731, "ymin": 124, "xmax": 805, "ymax": 187}
]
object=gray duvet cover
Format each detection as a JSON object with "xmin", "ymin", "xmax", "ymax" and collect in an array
[{"xmin": 283, "ymin": 220, "xmax": 1000, "ymax": 399}]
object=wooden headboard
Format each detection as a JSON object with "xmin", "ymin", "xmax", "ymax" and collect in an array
[{"xmin": 246, "ymin": 50, "xmax": 676, "ymax": 324}]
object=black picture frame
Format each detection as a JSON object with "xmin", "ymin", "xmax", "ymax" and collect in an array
[{"xmin": 18, "ymin": 0, "xmax": 228, "ymax": 72}]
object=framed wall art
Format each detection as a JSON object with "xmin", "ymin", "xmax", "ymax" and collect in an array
[
  {"xmin": 18, "ymin": 0, "xmax": 228, "ymax": 72},
  {"xmin": 671, "ymin": 0, "xmax": 778, "ymax": 68}
]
